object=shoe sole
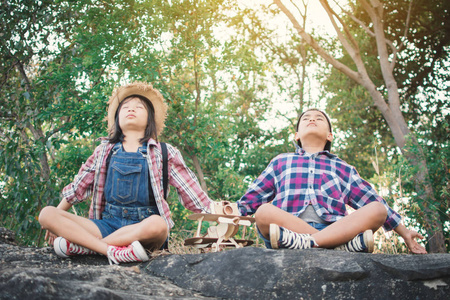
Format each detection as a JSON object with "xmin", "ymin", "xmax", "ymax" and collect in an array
[
  {"xmin": 131, "ymin": 241, "xmax": 149, "ymax": 262},
  {"xmin": 363, "ymin": 230, "xmax": 374, "ymax": 253},
  {"xmin": 54, "ymin": 237, "xmax": 70, "ymax": 258},
  {"xmin": 269, "ymin": 224, "xmax": 280, "ymax": 249}
]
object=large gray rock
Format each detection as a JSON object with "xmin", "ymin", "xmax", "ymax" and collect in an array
[
  {"xmin": 0, "ymin": 228, "xmax": 212, "ymax": 300},
  {"xmin": 145, "ymin": 247, "xmax": 450, "ymax": 299},
  {"xmin": 1, "ymin": 227, "xmax": 449, "ymax": 299}
]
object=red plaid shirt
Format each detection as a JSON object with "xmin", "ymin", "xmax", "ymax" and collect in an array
[{"xmin": 62, "ymin": 139, "xmax": 212, "ymax": 229}]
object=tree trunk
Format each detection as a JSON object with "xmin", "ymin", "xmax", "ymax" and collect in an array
[
  {"xmin": 15, "ymin": 60, "xmax": 52, "ymax": 208},
  {"xmin": 402, "ymin": 137, "xmax": 447, "ymax": 253},
  {"xmin": 190, "ymin": 154, "xmax": 208, "ymax": 192},
  {"xmin": 370, "ymin": 87, "xmax": 446, "ymax": 253}
]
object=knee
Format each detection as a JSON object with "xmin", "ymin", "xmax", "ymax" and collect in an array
[
  {"xmin": 38, "ymin": 206, "xmax": 57, "ymax": 228},
  {"xmin": 140, "ymin": 215, "xmax": 168, "ymax": 239},
  {"xmin": 254, "ymin": 203, "xmax": 274, "ymax": 225},
  {"xmin": 369, "ymin": 201, "xmax": 388, "ymax": 224}
]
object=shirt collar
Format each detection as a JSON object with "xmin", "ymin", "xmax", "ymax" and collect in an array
[
  {"xmin": 147, "ymin": 138, "xmax": 158, "ymax": 146},
  {"xmin": 294, "ymin": 144, "xmax": 336, "ymax": 158}
]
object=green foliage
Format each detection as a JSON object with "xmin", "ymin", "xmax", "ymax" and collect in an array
[
  {"xmin": 0, "ymin": 0, "xmax": 118, "ymax": 245},
  {"xmin": 395, "ymin": 130, "xmax": 450, "ymax": 251},
  {"xmin": 323, "ymin": 68, "xmax": 396, "ymax": 179},
  {"xmin": 355, "ymin": 126, "xmax": 449, "ymax": 253},
  {"xmin": 0, "ymin": 0, "xmax": 288, "ymax": 246},
  {"xmin": 3, "ymin": 0, "xmax": 445, "ymax": 254},
  {"xmin": 321, "ymin": 0, "xmax": 450, "ymax": 180}
]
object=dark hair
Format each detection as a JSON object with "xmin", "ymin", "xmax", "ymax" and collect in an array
[
  {"xmin": 108, "ymin": 95, "xmax": 158, "ymax": 144},
  {"xmin": 295, "ymin": 108, "xmax": 332, "ymax": 152}
]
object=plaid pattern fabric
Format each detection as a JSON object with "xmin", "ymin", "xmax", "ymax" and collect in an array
[
  {"xmin": 62, "ymin": 139, "xmax": 212, "ymax": 229},
  {"xmin": 237, "ymin": 146, "xmax": 401, "ymax": 231}
]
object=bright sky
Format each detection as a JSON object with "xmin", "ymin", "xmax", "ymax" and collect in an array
[
  {"xmin": 240, "ymin": 0, "xmax": 342, "ymax": 35},
  {"xmin": 236, "ymin": 0, "xmax": 342, "ymax": 132}
]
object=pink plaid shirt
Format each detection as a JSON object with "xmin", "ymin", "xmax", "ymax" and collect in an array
[
  {"xmin": 238, "ymin": 146, "xmax": 402, "ymax": 231},
  {"xmin": 62, "ymin": 139, "xmax": 212, "ymax": 229}
]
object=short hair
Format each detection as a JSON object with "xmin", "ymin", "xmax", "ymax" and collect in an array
[
  {"xmin": 108, "ymin": 95, "xmax": 158, "ymax": 144},
  {"xmin": 295, "ymin": 108, "xmax": 332, "ymax": 152}
]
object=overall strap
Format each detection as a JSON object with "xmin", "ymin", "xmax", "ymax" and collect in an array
[
  {"xmin": 105, "ymin": 143, "xmax": 120, "ymax": 172},
  {"xmin": 160, "ymin": 142, "xmax": 169, "ymax": 200},
  {"xmin": 104, "ymin": 145, "xmax": 115, "ymax": 184}
]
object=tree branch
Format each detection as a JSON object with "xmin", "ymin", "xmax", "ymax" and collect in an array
[
  {"xmin": 320, "ymin": 0, "xmax": 360, "ymax": 52},
  {"xmin": 273, "ymin": 0, "xmax": 361, "ymax": 84},
  {"xmin": 333, "ymin": 0, "xmax": 398, "ymax": 69},
  {"xmin": 393, "ymin": 0, "xmax": 414, "ymax": 72}
]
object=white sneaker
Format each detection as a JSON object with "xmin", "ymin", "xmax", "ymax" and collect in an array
[{"xmin": 54, "ymin": 237, "xmax": 97, "ymax": 258}]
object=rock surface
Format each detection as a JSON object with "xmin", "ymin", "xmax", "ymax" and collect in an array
[
  {"xmin": 0, "ymin": 228, "xmax": 211, "ymax": 300},
  {"xmin": 1, "ymin": 227, "xmax": 449, "ymax": 299}
]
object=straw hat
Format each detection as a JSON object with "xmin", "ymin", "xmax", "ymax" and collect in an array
[{"xmin": 107, "ymin": 82, "xmax": 168, "ymax": 136}]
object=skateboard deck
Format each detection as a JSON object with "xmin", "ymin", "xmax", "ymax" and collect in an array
[
  {"xmin": 184, "ymin": 237, "xmax": 254, "ymax": 247},
  {"xmin": 188, "ymin": 213, "xmax": 255, "ymax": 223}
]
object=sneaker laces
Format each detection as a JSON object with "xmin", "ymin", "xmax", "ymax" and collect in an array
[
  {"xmin": 107, "ymin": 245, "xmax": 141, "ymax": 265},
  {"xmin": 335, "ymin": 233, "xmax": 365, "ymax": 252},
  {"xmin": 346, "ymin": 234, "xmax": 364, "ymax": 252},
  {"xmin": 69, "ymin": 243, "xmax": 96, "ymax": 255},
  {"xmin": 281, "ymin": 229, "xmax": 316, "ymax": 249}
]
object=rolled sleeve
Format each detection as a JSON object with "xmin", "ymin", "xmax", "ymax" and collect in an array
[
  {"xmin": 237, "ymin": 161, "xmax": 276, "ymax": 216},
  {"xmin": 168, "ymin": 146, "xmax": 213, "ymax": 213},
  {"xmin": 61, "ymin": 152, "xmax": 98, "ymax": 205},
  {"xmin": 347, "ymin": 167, "xmax": 401, "ymax": 231}
]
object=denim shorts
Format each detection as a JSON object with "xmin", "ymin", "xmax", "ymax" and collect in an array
[
  {"xmin": 258, "ymin": 222, "xmax": 329, "ymax": 249},
  {"xmin": 91, "ymin": 203, "xmax": 160, "ymax": 238}
]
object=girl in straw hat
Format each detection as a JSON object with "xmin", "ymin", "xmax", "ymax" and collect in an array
[{"xmin": 39, "ymin": 82, "xmax": 214, "ymax": 264}]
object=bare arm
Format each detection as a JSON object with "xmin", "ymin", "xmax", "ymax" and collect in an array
[{"xmin": 56, "ymin": 198, "xmax": 73, "ymax": 210}]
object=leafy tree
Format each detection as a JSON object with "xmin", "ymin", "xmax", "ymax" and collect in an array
[
  {"xmin": 0, "ymin": 0, "xmax": 107, "ymax": 245},
  {"xmin": 322, "ymin": 0, "xmax": 450, "ymax": 252},
  {"xmin": 0, "ymin": 0, "xmax": 283, "ymax": 246}
]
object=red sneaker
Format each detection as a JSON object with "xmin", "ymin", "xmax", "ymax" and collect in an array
[{"xmin": 107, "ymin": 241, "xmax": 149, "ymax": 265}]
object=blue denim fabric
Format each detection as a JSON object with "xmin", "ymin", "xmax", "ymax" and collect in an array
[
  {"xmin": 92, "ymin": 203, "xmax": 160, "ymax": 238},
  {"xmin": 105, "ymin": 143, "xmax": 150, "ymax": 206},
  {"xmin": 258, "ymin": 222, "xmax": 329, "ymax": 249},
  {"xmin": 92, "ymin": 143, "xmax": 160, "ymax": 238}
]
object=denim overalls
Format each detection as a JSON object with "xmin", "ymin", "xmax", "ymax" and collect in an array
[{"xmin": 92, "ymin": 142, "xmax": 160, "ymax": 238}]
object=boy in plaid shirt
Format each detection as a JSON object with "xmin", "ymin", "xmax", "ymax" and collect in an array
[{"xmin": 237, "ymin": 109, "xmax": 426, "ymax": 254}]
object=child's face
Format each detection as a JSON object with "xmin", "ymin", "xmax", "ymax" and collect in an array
[
  {"xmin": 295, "ymin": 110, "xmax": 332, "ymax": 145},
  {"xmin": 118, "ymin": 97, "xmax": 148, "ymax": 132}
]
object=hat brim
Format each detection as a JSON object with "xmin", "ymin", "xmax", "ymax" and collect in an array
[{"xmin": 107, "ymin": 82, "xmax": 168, "ymax": 137}]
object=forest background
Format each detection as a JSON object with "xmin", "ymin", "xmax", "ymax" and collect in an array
[{"xmin": 1, "ymin": 0, "xmax": 449, "ymax": 253}]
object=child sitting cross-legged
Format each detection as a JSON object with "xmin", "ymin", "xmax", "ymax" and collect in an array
[
  {"xmin": 39, "ymin": 82, "xmax": 214, "ymax": 264},
  {"xmin": 237, "ymin": 109, "xmax": 427, "ymax": 254}
]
